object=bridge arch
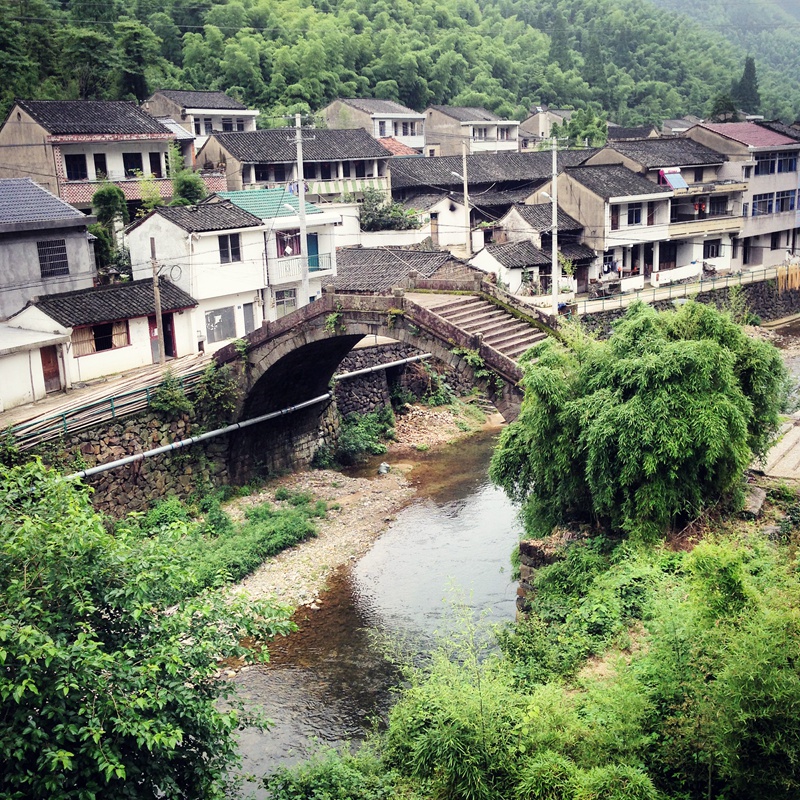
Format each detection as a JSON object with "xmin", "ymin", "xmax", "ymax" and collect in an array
[{"xmin": 215, "ymin": 293, "xmax": 526, "ymax": 481}]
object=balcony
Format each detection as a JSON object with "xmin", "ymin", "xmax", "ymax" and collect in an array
[
  {"xmin": 671, "ymin": 179, "xmax": 748, "ymax": 196},
  {"xmin": 249, "ymin": 176, "xmax": 389, "ymax": 198},
  {"xmin": 668, "ymin": 211, "xmax": 743, "ymax": 238},
  {"xmin": 59, "ymin": 176, "xmax": 173, "ymax": 206},
  {"xmin": 269, "ymin": 252, "xmax": 334, "ymax": 285}
]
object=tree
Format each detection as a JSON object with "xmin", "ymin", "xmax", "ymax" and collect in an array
[
  {"xmin": 171, "ymin": 170, "xmax": 207, "ymax": 205},
  {"xmin": 490, "ymin": 301, "xmax": 787, "ymax": 540},
  {"xmin": 59, "ymin": 27, "xmax": 115, "ymax": 99},
  {"xmin": 709, "ymin": 91, "xmax": 739, "ymax": 122},
  {"xmin": 113, "ymin": 19, "xmax": 162, "ymax": 101},
  {"xmin": 733, "ymin": 56, "xmax": 760, "ymax": 113},
  {"xmin": 0, "ymin": 460, "xmax": 293, "ymax": 798},
  {"xmin": 92, "ymin": 184, "xmax": 128, "ymax": 238},
  {"xmin": 359, "ymin": 187, "xmax": 421, "ymax": 232}
]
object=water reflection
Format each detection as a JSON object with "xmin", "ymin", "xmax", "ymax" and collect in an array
[{"xmin": 234, "ymin": 429, "xmax": 522, "ymax": 789}]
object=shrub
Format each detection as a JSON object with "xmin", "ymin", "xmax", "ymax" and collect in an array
[{"xmin": 336, "ymin": 407, "xmax": 396, "ymax": 465}]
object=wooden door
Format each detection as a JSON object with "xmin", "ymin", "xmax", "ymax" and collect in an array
[{"xmin": 40, "ymin": 346, "xmax": 61, "ymax": 393}]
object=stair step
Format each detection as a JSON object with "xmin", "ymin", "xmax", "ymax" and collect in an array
[
  {"xmin": 490, "ymin": 334, "xmax": 544, "ymax": 355},
  {"xmin": 444, "ymin": 308, "xmax": 508, "ymax": 326},
  {"xmin": 463, "ymin": 318, "xmax": 531, "ymax": 337},
  {"xmin": 503, "ymin": 338, "xmax": 546, "ymax": 358},
  {"xmin": 486, "ymin": 327, "xmax": 544, "ymax": 347},
  {"xmin": 432, "ymin": 297, "xmax": 484, "ymax": 315}
]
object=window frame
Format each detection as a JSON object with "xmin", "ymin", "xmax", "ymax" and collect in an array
[
  {"xmin": 776, "ymin": 190, "xmax": 796, "ymax": 213},
  {"xmin": 204, "ymin": 306, "xmax": 236, "ymax": 343},
  {"xmin": 122, "ymin": 152, "xmax": 143, "ymax": 178},
  {"xmin": 275, "ymin": 288, "xmax": 297, "ymax": 318},
  {"xmin": 752, "ymin": 193, "xmax": 774, "ymax": 216},
  {"xmin": 771, "ymin": 231, "xmax": 782, "ymax": 251},
  {"xmin": 627, "ymin": 202, "xmax": 642, "ymax": 226},
  {"xmin": 72, "ymin": 320, "xmax": 130, "ymax": 357},
  {"xmin": 37, "ymin": 239, "xmax": 69, "ymax": 278},
  {"xmin": 277, "ymin": 229, "xmax": 302, "ymax": 258},
  {"xmin": 218, "ymin": 232, "xmax": 242, "ymax": 264},
  {"xmin": 703, "ymin": 239, "xmax": 722, "ymax": 259},
  {"xmin": 778, "ymin": 152, "xmax": 797, "ymax": 173},
  {"xmin": 755, "ymin": 152, "xmax": 777, "ymax": 176},
  {"xmin": 64, "ymin": 153, "xmax": 88, "ymax": 181}
]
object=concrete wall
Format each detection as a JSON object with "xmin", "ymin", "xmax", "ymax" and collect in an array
[
  {"xmin": 0, "ymin": 106, "xmax": 57, "ymax": 192},
  {"xmin": 0, "ymin": 349, "xmax": 46, "ymax": 409}
]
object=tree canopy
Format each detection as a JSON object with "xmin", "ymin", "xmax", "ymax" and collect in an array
[
  {"xmin": 0, "ymin": 460, "xmax": 294, "ymax": 798},
  {"xmin": 490, "ymin": 301, "xmax": 788, "ymax": 540}
]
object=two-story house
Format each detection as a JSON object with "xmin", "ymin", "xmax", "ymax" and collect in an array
[
  {"xmin": 424, "ymin": 106, "xmax": 520, "ymax": 156},
  {"xmin": 0, "ymin": 178, "xmax": 97, "ymax": 320},
  {"xmin": 142, "ymin": 89, "xmax": 260, "ymax": 152},
  {"xmin": 519, "ymin": 107, "xmax": 574, "ymax": 149},
  {"xmin": 686, "ymin": 122, "xmax": 800, "ymax": 269},
  {"xmin": 539, "ymin": 163, "xmax": 674, "ymax": 287},
  {"xmin": 321, "ymin": 98, "xmax": 426, "ymax": 152},
  {"xmin": 0, "ymin": 100, "xmax": 178, "ymax": 212},
  {"xmin": 585, "ymin": 138, "xmax": 745, "ymax": 274},
  {"xmin": 195, "ymin": 128, "xmax": 393, "ymax": 203},
  {"xmin": 125, "ymin": 191, "xmax": 339, "ymax": 352}
]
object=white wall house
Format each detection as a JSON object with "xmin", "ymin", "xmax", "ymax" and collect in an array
[
  {"xmin": 5, "ymin": 279, "xmax": 197, "ymax": 387},
  {"xmin": 321, "ymin": 98, "xmax": 426, "ymax": 152},
  {"xmin": 126, "ymin": 191, "xmax": 340, "ymax": 353}
]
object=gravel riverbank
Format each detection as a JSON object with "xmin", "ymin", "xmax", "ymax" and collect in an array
[{"xmin": 232, "ymin": 403, "xmax": 504, "ymax": 610}]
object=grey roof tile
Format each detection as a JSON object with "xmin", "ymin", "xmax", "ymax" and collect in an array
[
  {"xmin": 151, "ymin": 201, "xmax": 263, "ymax": 232},
  {"xmin": 607, "ymin": 138, "xmax": 725, "ymax": 168},
  {"xmin": 565, "ymin": 164, "xmax": 671, "ymax": 199},
  {"xmin": 390, "ymin": 150, "xmax": 596, "ymax": 190},
  {"xmin": 428, "ymin": 105, "xmax": 502, "ymax": 122},
  {"xmin": 151, "ymin": 90, "xmax": 248, "ymax": 110},
  {"xmin": 0, "ymin": 178, "xmax": 86, "ymax": 224},
  {"xmin": 206, "ymin": 128, "xmax": 392, "ymax": 163},
  {"xmin": 338, "ymin": 98, "xmax": 421, "ymax": 115},
  {"xmin": 513, "ymin": 203, "xmax": 581, "ymax": 231},
  {"xmin": 333, "ymin": 247, "xmax": 459, "ymax": 292},
  {"xmin": 33, "ymin": 279, "xmax": 197, "ymax": 327},
  {"xmin": 485, "ymin": 240, "xmax": 550, "ymax": 268},
  {"xmin": 607, "ymin": 125, "xmax": 659, "ymax": 141},
  {"xmin": 15, "ymin": 99, "xmax": 170, "ymax": 136}
]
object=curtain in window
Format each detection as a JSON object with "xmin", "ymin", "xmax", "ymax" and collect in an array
[
  {"xmin": 72, "ymin": 326, "xmax": 95, "ymax": 356},
  {"xmin": 112, "ymin": 320, "xmax": 129, "ymax": 348}
]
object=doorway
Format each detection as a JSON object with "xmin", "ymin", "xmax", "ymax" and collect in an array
[
  {"xmin": 40, "ymin": 345, "xmax": 62, "ymax": 393},
  {"xmin": 148, "ymin": 312, "xmax": 176, "ymax": 363}
]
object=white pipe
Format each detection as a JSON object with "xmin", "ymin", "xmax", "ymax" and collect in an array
[{"xmin": 334, "ymin": 353, "xmax": 430, "ymax": 381}]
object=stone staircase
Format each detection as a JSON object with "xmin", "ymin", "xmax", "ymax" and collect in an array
[
  {"xmin": 430, "ymin": 296, "xmax": 547, "ymax": 360},
  {"xmin": 760, "ymin": 415, "xmax": 800, "ymax": 479}
]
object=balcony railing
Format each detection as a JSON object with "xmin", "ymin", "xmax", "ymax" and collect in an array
[
  {"xmin": 59, "ymin": 176, "xmax": 173, "ymax": 205},
  {"xmin": 269, "ymin": 252, "xmax": 333, "ymax": 285}
]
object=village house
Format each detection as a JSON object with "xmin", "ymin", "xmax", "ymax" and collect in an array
[
  {"xmin": 125, "ymin": 191, "xmax": 339, "ymax": 352},
  {"xmin": 424, "ymin": 106, "xmax": 520, "ymax": 156},
  {"xmin": 5, "ymin": 279, "xmax": 197, "ymax": 401},
  {"xmin": 195, "ymin": 128, "xmax": 393, "ymax": 203},
  {"xmin": 686, "ymin": 121, "xmax": 800, "ymax": 269},
  {"xmin": 142, "ymin": 89, "xmax": 260, "ymax": 152},
  {"xmin": 585, "ymin": 137, "xmax": 745, "ymax": 275},
  {"xmin": 0, "ymin": 100, "xmax": 179, "ymax": 212},
  {"xmin": 519, "ymin": 107, "xmax": 574, "ymax": 148},
  {"xmin": 321, "ymin": 98, "xmax": 426, "ymax": 152}
]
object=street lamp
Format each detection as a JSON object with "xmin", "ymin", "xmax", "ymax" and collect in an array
[
  {"xmin": 542, "ymin": 189, "xmax": 559, "ymax": 318},
  {"xmin": 451, "ymin": 141, "xmax": 471, "ymax": 257}
]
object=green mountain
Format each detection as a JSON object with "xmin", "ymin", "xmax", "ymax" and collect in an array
[{"xmin": 1, "ymin": 0, "xmax": 798, "ymax": 127}]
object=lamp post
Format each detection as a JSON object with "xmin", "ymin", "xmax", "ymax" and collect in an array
[{"xmin": 451, "ymin": 141, "xmax": 471, "ymax": 257}]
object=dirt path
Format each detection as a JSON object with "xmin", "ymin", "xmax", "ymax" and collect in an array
[{"xmin": 232, "ymin": 404, "xmax": 504, "ymax": 610}]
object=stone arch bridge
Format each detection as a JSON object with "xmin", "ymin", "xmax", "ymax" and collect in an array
[{"xmin": 215, "ymin": 288, "xmax": 553, "ymax": 481}]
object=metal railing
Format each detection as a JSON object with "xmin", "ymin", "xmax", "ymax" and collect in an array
[{"xmin": 574, "ymin": 265, "xmax": 778, "ymax": 316}]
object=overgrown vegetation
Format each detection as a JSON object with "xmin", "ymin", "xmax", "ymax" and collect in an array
[
  {"xmin": 334, "ymin": 407, "xmax": 396, "ymax": 466},
  {"xmin": 148, "ymin": 369, "xmax": 194, "ymax": 416},
  {"xmin": 359, "ymin": 188, "xmax": 421, "ymax": 232}
]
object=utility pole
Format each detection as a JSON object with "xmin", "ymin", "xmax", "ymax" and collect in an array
[
  {"xmin": 150, "ymin": 236, "xmax": 165, "ymax": 364},
  {"xmin": 462, "ymin": 141, "xmax": 471, "ymax": 258},
  {"xmin": 294, "ymin": 113, "xmax": 310, "ymax": 306},
  {"xmin": 550, "ymin": 135, "xmax": 559, "ymax": 318}
]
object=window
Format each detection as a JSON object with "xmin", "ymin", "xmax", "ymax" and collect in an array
[
  {"xmin": 37, "ymin": 239, "xmax": 69, "ymax": 277},
  {"xmin": 194, "ymin": 119, "xmax": 201, "ymax": 134},
  {"xmin": 694, "ymin": 167, "xmax": 704, "ymax": 183},
  {"xmin": 275, "ymin": 288, "xmax": 296, "ymax": 318},
  {"xmin": 521, "ymin": 138, "xmax": 529, "ymax": 149},
  {"xmin": 93, "ymin": 153, "xmax": 107, "ymax": 179},
  {"xmin": 274, "ymin": 164, "xmax": 286, "ymax": 182},
  {"xmin": 64, "ymin": 154, "xmax": 87, "ymax": 181},
  {"xmin": 742, "ymin": 202, "xmax": 749, "ymax": 217},
  {"xmin": 603, "ymin": 250, "xmax": 616, "ymax": 271},
  {"xmin": 71, "ymin": 320, "xmax": 129, "ymax": 356},
  {"xmin": 776, "ymin": 190, "xmax": 796, "ymax": 212},
  {"xmin": 703, "ymin": 239, "xmax": 721, "ymax": 259},
  {"xmin": 771, "ymin": 231, "xmax": 782, "ymax": 251},
  {"xmin": 319, "ymin": 162, "xmax": 332, "ymax": 180},
  {"xmin": 402, "ymin": 122, "xmax": 409, "ymax": 136},
  {"xmin": 627, "ymin": 202, "xmax": 642, "ymax": 226},
  {"xmin": 149, "ymin": 152, "xmax": 162, "ymax": 178},
  {"xmin": 709, "ymin": 197, "xmax": 727, "ymax": 216},
  {"xmin": 498, "ymin": 127, "xmax": 510, "ymax": 141},
  {"xmin": 354, "ymin": 161, "xmax": 366, "ymax": 178},
  {"xmin": 743, "ymin": 165, "xmax": 752, "ymax": 179},
  {"xmin": 236, "ymin": 119, "xmax": 245, "ymax": 131},
  {"xmin": 473, "ymin": 126, "xmax": 487, "ymax": 140},
  {"xmin": 243, "ymin": 302, "xmax": 256, "ymax": 334},
  {"xmin": 429, "ymin": 148, "xmax": 436, "ymax": 157},
  {"xmin": 752, "ymin": 193, "xmax": 774, "ymax": 216},
  {"xmin": 277, "ymin": 229, "xmax": 301, "ymax": 257},
  {"xmin": 611, "ymin": 205, "xmax": 620, "ymax": 230},
  {"xmin": 342, "ymin": 161, "xmax": 351, "ymax": 178},
  {"xmin": 218, "ymin": 233, "xmax": 241, "ymax": 263},
  {"xmin": 778, "ymin": 152, "xmax": 797, "ymax": 173},
  {"xmin": 205, "ymin": 306, "xmax": 236, "ymax": 343},
  {"xmin": 222, "ymin": 118, "xmax": 233, "ymax": 131},
  {"xmin": 122, "ymin": 152, "xmax": 143, "ymax": 177},
  {"xmin": 378, "ymin": 121, "xmax": 386, "ymax": 137},
  {"xmin": 255, "ymin": 164, "xmax": 269, "ymax": 182},
  {"xmin": 755, "ymin": 152, "xmax": 777, "ymax": 175},
  {"xmin": 647, "ymin": 201, "xmax": 655, "ymax": 226},
  {"xmin": 204, "ymin": 118, "xmax": 213, "ymax": 134}
]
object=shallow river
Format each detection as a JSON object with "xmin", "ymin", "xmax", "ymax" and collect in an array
[{"xmin": 234, "ymin": 429, "xmax": 522, "ymax": 790}]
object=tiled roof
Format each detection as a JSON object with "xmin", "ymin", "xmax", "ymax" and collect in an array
[
  {"xmin": 33, "ymin": 279, "xmax": 197, "ymax": 327},
  {"xmin": 378, "ymin": 137, "xmax": 420, "ymax": 156},
  {"xmin": 155, "ymin": 117, "xmax": 195, "ymax": 141},
  {"xmin": 148, "ymin": 201, "xmax": 263, "ymax": 232},
  {"xmin": 215, "ymin": 188, "xmax": 323, "ymax": 218},
  {"xmin": 428, "ymin": 105, "xmax": 502, "ymax": 122},
  {"xmin": 485, "ymin": 240, "xmax": 550, "ymax": 268},
  {"xmin": 339, "ymin": 98, "xmax": 421, "ymax": 116},
  {"xmin": 15, "ymin": 99, "xmax": 170, "ymax": 136},
  {"xmin": 151, "ymin": 90, "xmax": 248, "ymax": 110},
  {"xmin": 390, "ymin": 150, "xmax": 596, "ymax": 190},
  {"xmin": 755, "ymin": 120, "xmax": 800, "ymax": 142},
  {"xmin": 513, "ymin": 203, "xmax": 581, "ymax": 232},
  {"xmin": 607, "ymin": 138, "xmax": 725, "ymax": 168},
  {"xmin": 333, "ymin": 247, "xmax": 458, "ymax": 292},
  {"xmin": 205, "ymin": 128, "xmax": 392, "ymax": 162},
  {"xmin": 0, "ymin": 178, "xmax": 87, "ymax": 224},
  {"xmin": 698, "ymin": 121, "xmax": 797, "ymax": 147},
  {"xmin": 558, "ymin": 243, "xmax": 596, "ymax": 261},
  {"xmin": 565, "ymin": 164, "xmax": 671, "ymax": 199},
  {"xmin": 607, "ymin": 125, "xmax": 659, "ymax": 141}
]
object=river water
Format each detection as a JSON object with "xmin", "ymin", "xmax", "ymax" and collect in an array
[{"xmin": 233, "ymin": 429, "xmax": 522, "ymax": 791}]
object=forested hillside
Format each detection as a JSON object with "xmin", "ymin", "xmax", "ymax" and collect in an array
[
  {"xmin": 651, "ymin": 0, "xmax": 800, "ymax": 121},
  {"xmin": 2, "ymin": 0, "xmax": 799, "ymax": 127}
]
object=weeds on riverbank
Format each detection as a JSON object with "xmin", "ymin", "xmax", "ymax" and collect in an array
[{"xmin": 119, "ymin": 487, "xmax": 325, "ymax": 599}]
